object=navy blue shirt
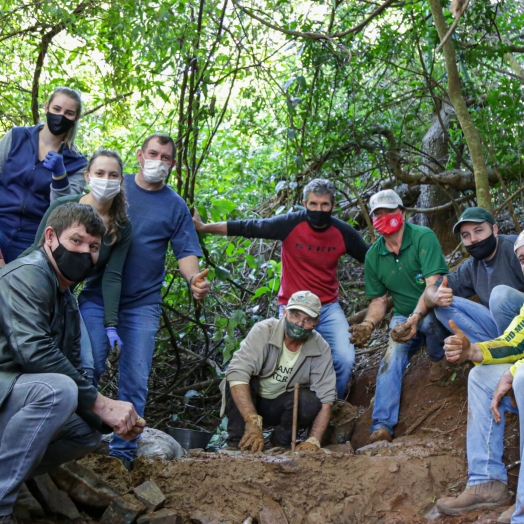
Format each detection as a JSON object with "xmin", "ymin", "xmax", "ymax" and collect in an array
[{"xmin": 83, "ymin": 175, "xmax": 202, "ymax": 309}]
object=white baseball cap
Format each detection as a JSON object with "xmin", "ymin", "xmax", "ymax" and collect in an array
[
  {"xmin": 369, "ymin": 189, "xmax": 404, "ymax": 215},
  {"xmin": 514, "ymin": 231, "xmax": 524, "ymax": 253}
]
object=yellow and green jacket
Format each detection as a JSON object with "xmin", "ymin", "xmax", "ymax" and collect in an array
[{"xmin": 478, "ymin": 304, "xmax": 524, "ymax": 375}]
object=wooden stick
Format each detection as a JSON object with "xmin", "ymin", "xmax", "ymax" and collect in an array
[{"xmin": 291, "ymin": 383, "xmax": 299, "ymax": 451}]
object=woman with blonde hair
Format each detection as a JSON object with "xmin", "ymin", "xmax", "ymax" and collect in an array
[{"xmin": 0, "ymin": 86, "xmax": 87, "ymax": 263}]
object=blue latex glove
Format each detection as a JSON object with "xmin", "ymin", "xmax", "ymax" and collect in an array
[
  {"xmin": 106, "ymin": 327, "xmax": 123, "ymax": 350},
  {"xmin": 43, "ymin": 150, "xmax": 66, "ymax": 178}
]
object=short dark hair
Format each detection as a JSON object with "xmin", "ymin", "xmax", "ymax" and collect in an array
[
  {"xmin": 39, "ymin": 203, "xmax": 106, "ymax": 245},
  {"xmin": 303, "ymin": 178, "xmax": 336, "ymax": 204},
  {"xmin": 141, "ymin": 133, "xmax": 176, "ymax": 159}
]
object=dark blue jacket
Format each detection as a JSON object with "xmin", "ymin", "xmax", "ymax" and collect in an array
[{"xmin": 0, "ymin": 125, "xmax": 87, "ymax": 234}]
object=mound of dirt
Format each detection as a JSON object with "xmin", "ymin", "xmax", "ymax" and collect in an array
[{"xmin": 77, "ymin": 438, "xmax": 465, "ymax": 523}]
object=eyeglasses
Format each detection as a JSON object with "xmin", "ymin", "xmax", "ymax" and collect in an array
[{"xmin": 287, "ymin": 311, "xmax": 317, "ymax": 328}]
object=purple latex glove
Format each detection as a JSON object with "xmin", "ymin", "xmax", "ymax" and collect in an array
[
  {"xmin": 106, "ymin": 327, "xmax": 123, "ymax": 350},
  {"xmin": 43, "ymin": 150, "xmax": 66, "ymax": 178}
]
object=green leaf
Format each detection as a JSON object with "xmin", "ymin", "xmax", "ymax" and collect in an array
[
  {"xmin": 252, "ymin": 286, "xmax": 271, "ymax": 299},
  {"xmin": 215, "ymin": 266, "xmax": 231, "ymax": 280}
]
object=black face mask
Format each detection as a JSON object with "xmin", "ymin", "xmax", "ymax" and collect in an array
[
  {"xmin": 465, "ymin": 233, "xmax": 498, "ymax": 260},
  {"xmin": 52, "ymin": 238, "xmax": 94, "ymax": 282},
  {"xmin": 46, "ymin": 112, "xmax": 75, "ymax": 136},
  {"xmin": 306, "ymin": 209, "xmax": 332, "ymax": 229}
]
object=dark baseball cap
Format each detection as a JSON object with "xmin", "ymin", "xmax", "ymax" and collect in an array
[{"xmin": 452, "ymin": 207, "xmax": 495, "ymax": 234}]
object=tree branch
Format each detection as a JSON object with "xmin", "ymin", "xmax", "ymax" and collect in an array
[
  {"xmin": 232, "ymin": 0, "xmax": 396, "ymax": 42},
  {"xmin": 82, "ymin": 92, "xmax": 133, "ymax": 116},
  {"xmin": 31, "ymin": 1, "xmax": 96, "ymax": 123}
]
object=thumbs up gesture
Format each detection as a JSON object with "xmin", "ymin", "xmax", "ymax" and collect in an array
[
  {"xmin": 436, "ymin": 276, "xmax": 453, "ymax": 307},
  {"xmin": 191, "ymin": 268, "xmax": 210, "ymax": 300},
  {"xmin": 444, "ymin": 320, "xmax": 471, "ymax": 363}
]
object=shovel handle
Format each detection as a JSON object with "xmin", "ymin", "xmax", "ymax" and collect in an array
[{"xmin": 291, "ymin": 383, "xmax": 299, "ymax": 451}]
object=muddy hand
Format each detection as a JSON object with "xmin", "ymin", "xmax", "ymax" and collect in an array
[
  {"xmin": 436, "ymin": 276, "xmax": 453, "ymax": 307},
  {"xmin": 191, "ymin": 268, "xmax": 210, "ymax": 300},
  {"xmin": 390, "ymin": 320, "xmax": 415, "ymax": 343},
  {"xmin": 239, "ymin": 414, "xmax": 264, "ymax": 453},
  {"xmin": 349, "ymin": 323, "xmax": 373, "ymax": 347},
  {"xmin": 295, "ymin": 436, "xmax": 321, "ymax": 452},
  {"xmin": 444, "ymin": 320, "xmax": 471, "ymax": 363},
  {"xmin": 490, "ymin": 370, "xmax": 514, "ymax": 423}
]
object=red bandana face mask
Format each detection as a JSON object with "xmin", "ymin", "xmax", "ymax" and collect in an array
[{"xmin": 373, "ymin": 212, "xmax": 403, "ymax": 235}]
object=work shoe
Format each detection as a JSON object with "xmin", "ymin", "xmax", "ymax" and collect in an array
[
  {"xmin": 497, "ymin": 503, "xmax": 516, "ymax": 523},
  {"xmin": 369, "ymin": 428, "xmax": 392, "ymax": 444},
  {"xmin": 429, "ymin": 359, "xmax": 448, "ymax": 382},
  {"xmin": 436, "ymin": 480, "xmax": 512, "ymax": 515}
]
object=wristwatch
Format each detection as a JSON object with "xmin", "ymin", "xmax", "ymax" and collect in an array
[{"xmin": 410, "ymin": 310, "xmax": 424, "ymax": 321}]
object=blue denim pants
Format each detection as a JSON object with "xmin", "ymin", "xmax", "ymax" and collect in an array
[
  {"xmin": 279, "ymin": 301, "xmax": 354, "ymax": 398},
  {"xmin": 370, "ymin": 311, "xmax": 448, "ymax": 436},
  {"xmin": 0, "ymin": 374, "xmax": 100, "ymax": 516},
  {"xmin": 80, "ymin": 300, "xmax": 161, "ymax": 461},
  {"xmin": 435, "ymin": 286, "xmax": 524, "ymax": 343},
  {"xmin": 466, "ymin": 363, "xmax": 524, "ymax": 523},
  {"xmin": 0, "ymin": 223, "xmax": 36, "ymax": 263}
]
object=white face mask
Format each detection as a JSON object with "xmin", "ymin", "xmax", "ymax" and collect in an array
[
  {"xmin": 88, "ymin": 176, "xmax": 121, "ymax": 204},
  {"xmin": 142, "ymin": 159, "xmax": 170, "ymax": 184}
]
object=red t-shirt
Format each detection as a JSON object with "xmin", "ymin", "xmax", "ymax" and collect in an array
[{"xmin": 228, "ymin": 211, "xmax": 368, "ymax": 305}]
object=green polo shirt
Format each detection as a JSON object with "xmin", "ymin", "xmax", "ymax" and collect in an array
[{"xmin": 365, "ymin": 222, "xmax": 448, "ymax": 317}]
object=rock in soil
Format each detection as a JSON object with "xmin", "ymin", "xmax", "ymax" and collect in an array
[
  {"xmin": 133, "ymin": 480, "xmax": 166, "ymax": 511},
  {"xmin": 99, "ymin": 494, "xmax": 146, "ymax": 524},
  {"xmin": 31, "ymin": 473, "xmax": 81, "ymax": 520},
  {"xmin": 50, "ymin": 461, "xmax": 119, "ymax": 508}
]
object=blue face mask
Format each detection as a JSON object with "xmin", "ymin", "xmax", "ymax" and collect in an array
[{"xmin": 284, "ymin": 318, "xmax": 313, "ymax": 341}]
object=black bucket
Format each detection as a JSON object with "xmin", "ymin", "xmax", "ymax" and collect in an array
[{"xmin": 166, "ymin": 426, "xmax": 213, "ymax": 451}]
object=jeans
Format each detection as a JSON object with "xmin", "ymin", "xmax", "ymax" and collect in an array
[
  {"xmin": 225, "ymin": 381, "xmax": 321, "ymax": 447},
  {"xmin": 0, "ymin": 373, "xmax": 100, "ymax": 516},
  {"xmin": 79, "ymin": 313, "xmax": 95, "ymax": 385},
  {"xmin": 0, "ymin": 223, "xmax": 36, "ymax": 263},
  {"xmin": 466, "ymin": 363, "xmax": 524, "ymax": 523},
  {"xmin": 80, "ymin": 300, "xmax": 161, "ymax": 461},
  {"xmin": 279, "ymin": 301, "xmax": 354, "ymax": 398},
  {"xmin": 370, "ymin": 311, "xmax": 448, "ymax": 436},
  {"xmin": 435, "ymin": 286, "xmax": 524, "ymax": 343}
]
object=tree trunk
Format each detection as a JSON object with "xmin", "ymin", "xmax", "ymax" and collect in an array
[
  {"xmin": 428, "ymin": 0, "xmax": 492, "ymax": 213},
  {"xmin": 413, "ymin": 101, "xmax": 458, "ymax": 253}
]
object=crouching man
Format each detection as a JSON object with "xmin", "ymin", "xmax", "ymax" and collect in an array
[
  {"xmin": 436, "ymin": 232, "xmax": 524, "ymax": 523},
  {"xmin": 0, "ymin": 203, "xmax": 144, "ymax": 524},
  {"xmin": 223, "ymin": 291, "xmax": 336, "ymax": 452}
]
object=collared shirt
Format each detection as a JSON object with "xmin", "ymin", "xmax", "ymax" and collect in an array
[{"xmin": 365, "ymin": 222, "xmax": 448, "ymax": 317}]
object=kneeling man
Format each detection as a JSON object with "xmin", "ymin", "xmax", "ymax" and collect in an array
[
  {"xmin": 0, "ymin": 203, "xmax": 144, "ymax": 524},
  {"xmin": 224, "ymin": 291, "xmax": 336, "ymax": 452}
]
